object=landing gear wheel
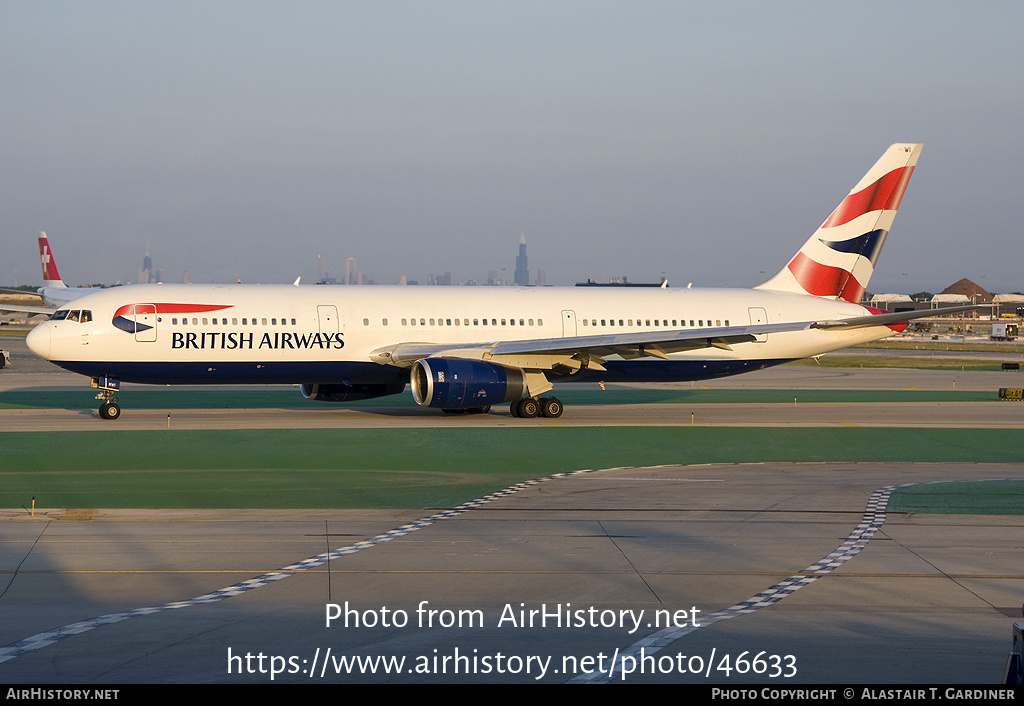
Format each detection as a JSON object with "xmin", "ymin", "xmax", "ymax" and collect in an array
[
  {"xmin": 540, "ymin": 397, "xmax": 563, "ymax": 418},
  {"xmin": 99, "ymin": 402, "xmax": 121, "ymax": 420},
  {"xmin": 516, "ymin": 397, "xmax": 540, "ymax": 418}
]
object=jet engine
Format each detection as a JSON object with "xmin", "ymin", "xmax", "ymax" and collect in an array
[
  {"xmin": 300, "ymin": 382, "xmax": 406, "ymax": 402},
  {"xmin": 410, "ymin": 358, "xmax": 528, "ymax": 410}
]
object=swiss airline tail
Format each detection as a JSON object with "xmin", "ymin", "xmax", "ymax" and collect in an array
[
  {"xmin": 756, "ymin": 143, "xmax": 922, "ymax": 303},
  {"xmin": 38, "ymin": 232, "xmax": 66, "ymax": 289}
]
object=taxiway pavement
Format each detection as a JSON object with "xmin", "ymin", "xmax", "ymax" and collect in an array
[
  {"xmin": 1, "ymin": 337, "xmax": 1022, "ymax": 683},
  {"xmin": 1, "ymin": 463, "xmax": 1021, "ymax": 683}
]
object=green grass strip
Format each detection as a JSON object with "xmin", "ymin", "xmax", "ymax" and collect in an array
[
  {"xmin": 1, "ymin": 427, "xmax": 1020, "ymax": 510},
  {"xmin": 888, "ymin": 480, "xmax": 1024, "ymax": 515}
]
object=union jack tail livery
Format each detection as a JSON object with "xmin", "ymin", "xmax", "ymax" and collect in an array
[
  {"xmin": 756, "ymin": 143, "xmax": 922, "ymax": 303},
  {"xmin": 38, "ymin": 232, "xmax": 66, "ymax": 289}
]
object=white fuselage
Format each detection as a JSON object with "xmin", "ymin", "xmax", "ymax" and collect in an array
[{"xmin": 26, "ymin": 283, "xmax": 894, "ymax": 390}]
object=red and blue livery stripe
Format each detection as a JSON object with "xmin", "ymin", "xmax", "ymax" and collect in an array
[{"xmin": 112, "ymin": 303, "xmax": 233, "ymax": 334}]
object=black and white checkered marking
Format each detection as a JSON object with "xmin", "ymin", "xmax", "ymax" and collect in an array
[{"xmin": 0, "ymin": 473, "xmax": 907, "ymax": 670}]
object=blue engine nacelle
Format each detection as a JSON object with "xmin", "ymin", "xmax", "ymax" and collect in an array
[
  {"xmin": 410, "ymin": 358, "xmax": 528, "ymax": 410},
  {"xmin": 300, "ymin": 382, "xmax": 406, "ymax": 402}
]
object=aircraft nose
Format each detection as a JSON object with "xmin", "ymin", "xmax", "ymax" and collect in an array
[{"xmin": 26, "ymin": 324, "xmax": 51, "ymax": 360}]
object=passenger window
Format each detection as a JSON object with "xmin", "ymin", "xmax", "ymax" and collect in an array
[
  {"xmin": 363, "ymin": 318, "xmax": 369, "ymax": 326},
  {"xmin": 382, "ymin": 318, "xmax": 388, "ymax": 326}
]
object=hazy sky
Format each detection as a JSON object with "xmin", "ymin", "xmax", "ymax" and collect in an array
[{"xmin": 2, "ymin": 2, "xmax": 1021, "ymax": 293}]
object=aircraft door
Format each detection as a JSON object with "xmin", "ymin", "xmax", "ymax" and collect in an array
[
  {"xmin": 134, "ymin": 304, "xmax": 157, "ymax": 342},
  {"xmin": 561, "ymin": 310, "xmax": 577, "ymax": 337},
  {"xmin": 748, "ymin": 307, "xmax": 768, "ymax": 343},
  {"xmin": 317, "ymin": 305, "xmax": 340, "ymax": 334}
]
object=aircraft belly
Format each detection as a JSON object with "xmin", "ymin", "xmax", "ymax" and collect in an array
[{"xmin": 50, "ymin": 359, "xmax": 408, "ymax": 386}]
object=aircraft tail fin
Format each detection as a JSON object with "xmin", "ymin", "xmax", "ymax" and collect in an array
[
  {"xmin": 755, "ymin": 143, "xmax": 922, "ymax": 302},
  {"xmin": 38, "ymin": 232, "xmax": 67, "ymax": 289}
]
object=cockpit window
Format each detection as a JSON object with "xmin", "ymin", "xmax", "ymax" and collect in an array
[{"xmin": 48, "ymin": 309, "xmax": 92, "ymax": 322}]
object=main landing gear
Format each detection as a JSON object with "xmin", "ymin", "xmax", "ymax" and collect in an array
[
  {"xmin": 510, "ymin": 397, "xmax": 563, "ymax": 419},
  {"xmin": 92, "ymin": 377, "xmax": 122, "ymax": 420}
]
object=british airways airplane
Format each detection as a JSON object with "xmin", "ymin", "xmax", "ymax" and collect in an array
[{"xmin": 25, "ymin": 143, "xmax": 970, "ymax": 420}]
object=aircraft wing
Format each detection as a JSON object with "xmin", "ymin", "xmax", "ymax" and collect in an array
[
  {"xmin": 810, "ymin": 305, "xmax": 982, "ymax": 329},
  {"xmin": 372, "ymin": 320, "xmax": 815, "ymax": 369},
  {"xmin": 372, "ymin": 305, "xmax": 983, "ymax": 370},
  {"xmin": 0, "ymin": 303, "xmax": 53, "ymax": 316}
]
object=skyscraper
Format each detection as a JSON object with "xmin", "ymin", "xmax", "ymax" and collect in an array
[
  {"xmin": 514, "ymin": 234, "xmax": 529, "ymax": 286},
  {"xmin": 138, "ymin": 247, "xmax": 154, "ymax": 284}
]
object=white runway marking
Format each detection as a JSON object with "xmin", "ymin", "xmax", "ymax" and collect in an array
[{"xmin": 0, "ymin": 470, "xmax": 905, "ymax": 673}]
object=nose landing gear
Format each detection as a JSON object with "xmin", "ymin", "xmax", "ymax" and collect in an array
[{"xmin": 92, "ymin": 377, "xmax": 122, "ymax": 420}]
